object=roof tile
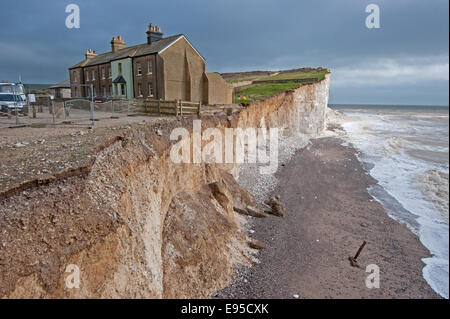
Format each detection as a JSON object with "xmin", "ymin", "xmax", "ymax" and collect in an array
[{"xmin": 69, "ymin": 34, "xmax": 184, "ymax": 69}]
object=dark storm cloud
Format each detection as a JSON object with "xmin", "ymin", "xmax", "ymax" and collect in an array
[{"xmin": 0, "ymin": 0, "xmax": 448, "ymax": 104}]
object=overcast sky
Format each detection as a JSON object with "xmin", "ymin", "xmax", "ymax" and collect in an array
[{"xmin": 0, "ymin": 0, "xmax": 448, "ymax": 105}]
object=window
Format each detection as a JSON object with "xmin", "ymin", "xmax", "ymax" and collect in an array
[
  {"xmin": 73, "ymin": 71, "xmax": 77, "ymax": 82},
  {"xmin": 108, "ymin": 68, "xmax": 112, "ymax": 78},
  {"xmin": 148, "ymin": 60, "xmax": 153, "ymax": 74},
  {"xmin": 92, "ymin": 70, "xmax": 95, "ymax": 81},
  {"xmin": 138, "ymin": 83, "xmax": 142, "ymax": 96},
  {"xmin": 137, "ymin": 63, "xmax": 142, "ymax": 76},
  {"xmin": 118, "ymin": 63, "xmax": 122, "ymax": 75},
  {"xmin": 93, "ymin": 87, "xmax": 96, "ymax": 96},
  {"xmin": 85, "ymin": 71, "xmax": 89, "ymax": 81},
  {"xmin": 102, "ymin": 68, "xmax": 105, "ymax": 79},
  {"xmin": 73, "ymin": 87, "xmax": 77, "ymax": 97},
  {"xmin": 103, "ymin": 86, "xmax": 106, "ymax": 96},
  {"xmin": 148, "ymin": 83, "xmax": 154, "ymax": 97},
  {"xmin": 109, "ymin": 85, "xmax": 112, "ymax": 96},
  {"xmin": 120, "ymin": 84, "xmax": 125, "ymax": 96}
]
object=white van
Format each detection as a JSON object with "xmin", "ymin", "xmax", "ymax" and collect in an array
[{"xmin": 0, "ymin": 82, "xmax": 28, "ymax": 115}]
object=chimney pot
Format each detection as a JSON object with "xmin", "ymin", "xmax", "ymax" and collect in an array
[
  {"xmin": 146, "ymin": 23, "xmax": 163, "ymax": 45},
  {"xmin": 111, "ymin": 35, "xmax": 125, "ymax": 52},
  {"xmin": 85, "ymin": 49, "xmax": 97, "ymax": 59}
]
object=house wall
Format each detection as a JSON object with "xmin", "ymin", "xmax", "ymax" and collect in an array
[
  {"xmin": 97, "ymin": 63, "xmax": 113, "ymax": 97},
  {"xmin": 61, "ymin": 88, "xmax": 72, "ymax": 99},
  {"xmin": 111, "ymin": 58, "xmax": 134, "ymax": 99},
  {"xmin": 132, "ymin": 54, "xmax": 159, "ymax": 99},
  {"xmin": 69, "ymin": 67, "xmax": 84, "ymax": 98},
  {"xmin": 83, "ymin": 65, "xmax": 101, "ymax": 97},
  {"xmin": 68, "ymin": 36, "xmax": 231, "ymax": 103},
  {"xmin": 51, "ymin": 88, "xmax": 72, "ymax": 99},
  {"xmin": 159, "ymin": 37, "xmax": 206, "ymax": 102},
  {"xmin": 156, "ymin": 55, "xmax": 165, "ymax": 100},
  {"xmin": 203, "ymin": 72, "xmax": 233, "ymax": 105}
]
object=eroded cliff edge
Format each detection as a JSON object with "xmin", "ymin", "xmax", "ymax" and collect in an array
[{"xmin": 0, "ymin": 74, "xmax": 330, "ymax": 298}]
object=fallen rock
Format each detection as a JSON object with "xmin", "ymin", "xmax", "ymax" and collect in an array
[
  {"xmin": 208, "ymin": 182, "xmax": 231, "ymax": 211},
  {"xmin": 266, "ymin": 195, "xmax": 286, "ymax": 217},
  {"xmin": 246, "ymin": 206, "xmax": 267, "ymax": 218},
  {"xmin": 233, "ymin": 204, "xmax": 248, "ymax": 216},
  {"xmin": 360, "ymin": 222, "xmax": 369, "ymax": 228},
  {"xmin": 234, "ymin": 203, "xmax": 268, "ymax": 218},
  {"xmin": 248, "ymin": 238, "xmax": 267, "ymax": 250}
]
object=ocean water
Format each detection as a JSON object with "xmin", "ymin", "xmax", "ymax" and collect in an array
[{"xmin": 330, "ymin": 104, "xmax": 449, "ymax": 299}]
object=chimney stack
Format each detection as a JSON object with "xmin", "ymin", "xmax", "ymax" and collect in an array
[
  {"xmin": 111, "ymin": 35, "xmax": 125, "ymax": 53},
  {"xmin": 146, "ymin": 23, "xmax": 163, "ymax": 44},
  {"xmin": 85, "ymin": 49, "xmax": 97, "ymax": 59}
]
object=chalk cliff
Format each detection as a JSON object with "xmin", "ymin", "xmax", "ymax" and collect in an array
[{"xmin": 0, "ymin": 75, "xmax": 330, "ymax": 298}]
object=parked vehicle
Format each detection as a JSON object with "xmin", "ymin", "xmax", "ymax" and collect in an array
[{"xmin": 0, "ymin": 82, "xmax": 28, "ymax": 115}]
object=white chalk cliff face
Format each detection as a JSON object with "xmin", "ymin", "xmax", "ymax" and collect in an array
[
  {"xmin": 0, "ymin": 75, "xmax": 330, "ymax": 299},
  {"xmin": 236, "ymin": 74, "xmax": 330, "ymax": 136},
  {"xmin": 294, "ymin": 74, "xmax": 330, "ymax": 134}
]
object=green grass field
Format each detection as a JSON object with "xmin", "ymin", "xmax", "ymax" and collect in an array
[
  {"xmin": 225, "ymin": 77, "xmax": 260, "ymax": 84},
  {"xmin": 234, "ymin": 82, "xmax": 302, "ymax": 104},
  {"xmin": 230, "ymin": 68, "xmax": 330, "ymax": 104}
]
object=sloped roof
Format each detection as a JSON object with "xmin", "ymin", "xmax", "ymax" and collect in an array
[
  {"xmin": 112, "ymin": 75, "xmax": 127, "ymax": 84},
  {"xmin": 49, "ymin": 79, "xmax": 70, "ymax": 89},
  {"xmin": 204, "ymin": 72, "xmax": 230, "ymax": 86},
  {"xmin": 69, "ymin": 34, "xmax": 185, "ymax": 69}
]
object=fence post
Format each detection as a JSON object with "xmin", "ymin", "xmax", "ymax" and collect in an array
[
  {"xmin": 175, "ymin": 100, "xmax": 179, "ymax": 117},
  {"xmin": 26, "ymin": 97, "xmax": 30, "ymax": 118},
  {"xmin": 15, "ymin": 105, "xmax": 19, "ymax": 125},
  {"xmin": 51, "ymin": 100, "xmax": 55, "ymax": 124},
  {"xmin": 32, "ymin": 105, "xmax": 36, "ymax": 119},
  {"xmin": 158, "ymin": 99, "xmax": 161, "ymax": 116},
  {"xmin": 63, "ymin": 101, "xmax": 66, "ymax": 121},
  {"xmin": 198, "ymin": 101, "xmax": 201, "ymax": 116},
  {"xmin": 90, "ymin": 84, "xmax": 95, "ymax": 127},
  {"xmin": 56, "ymin": 102, "xmax": 61, "ymax": 119},
  {"xmin": 112, "ymin": 99, "xmax": 115, "ymax": 114},
  {"xmin": 7, "ymin": 108, "xmax": 11, "ymax": 119},
  {"xmin": 180, "ymin": 100, "xmax": 183, "ymax": 116}
]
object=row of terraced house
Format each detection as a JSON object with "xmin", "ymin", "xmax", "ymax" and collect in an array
[{"xmin": 69, "ymin": 23, "xmax": 232, "ymax": 105}]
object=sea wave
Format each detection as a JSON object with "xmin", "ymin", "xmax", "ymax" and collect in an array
[
  {"xmin": 338, "ymin": 106, "xmax": 449, "ymax": 299},
  {"xmin": 415, "ymin": 169, "xmax": 449, "ymax": 222}
]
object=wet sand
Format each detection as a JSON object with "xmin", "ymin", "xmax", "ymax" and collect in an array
[{"xmin": 218, "ymin": 137, "xmax": 441, "ymax": 299}]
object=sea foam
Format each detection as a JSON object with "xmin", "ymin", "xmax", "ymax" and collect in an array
[{"xmin": 336, "ymin": 106, "xmax": 449, "ymax": 299}]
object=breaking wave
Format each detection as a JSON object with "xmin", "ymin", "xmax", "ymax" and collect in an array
[{"xmin": 334, "ymin": 105, "xmax": 449, "ymax": 299}]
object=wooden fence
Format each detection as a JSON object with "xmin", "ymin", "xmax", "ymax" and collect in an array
[{"xmin": 129, "ymin": 99, "xmax": 202, "ymax": 116}]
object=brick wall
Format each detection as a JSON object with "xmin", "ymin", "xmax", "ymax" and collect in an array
[
  {"xmin": 69, "ymin": 67, "xmax": 83, "ymax": 98},
  {"xmin": 132, "ymin": 54, "xmax": 158, "ymax": 99},
  {"xmin": 97, "ymin": 63, "xmax": 113, "ymax": 97}
]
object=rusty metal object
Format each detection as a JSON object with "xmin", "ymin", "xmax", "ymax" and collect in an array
[{"xmin": 349, "ymin": 241, "xmax": 367, "ymax": 268}]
